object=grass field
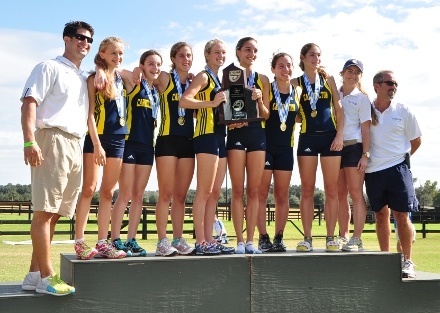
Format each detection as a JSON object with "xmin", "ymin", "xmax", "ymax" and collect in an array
[{"xmin": 1, "ymin": 214, "xmax": 439, "ymax": 282}]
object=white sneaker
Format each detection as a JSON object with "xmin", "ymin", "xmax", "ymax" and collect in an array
[
  {"xmin": 296, "ymin": 239, "xmax": 313, "ymax": 252},
  {"xmin": 402, "ymin": 260, "xmax": 416, "ymax": 278},
  {"xmin": 22, "ymin": 271, "xmax": 40, "ymax": 291},
  {"xmin": 342, "ymin": 237, "xmax": 363, "ymax": 252},
  {"xmin": 235, "ymin": 242, "xmax": 246, "ymax": 254},
  {"xmin": 245, "ymin": 241, "xmax": 262, "ymax": 254},
  {"xmin": 155, "ymin": 238, "xmax": 178, "ymax": 257}
]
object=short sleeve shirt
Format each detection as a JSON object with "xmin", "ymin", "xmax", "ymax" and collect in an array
[{"xmin": 339, "ymin": 88, "xmax": 371, "ymax": 142}]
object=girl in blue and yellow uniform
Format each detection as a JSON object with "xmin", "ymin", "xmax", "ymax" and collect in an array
[
  {"xmin": 227, "ymin": 37, "xmax": 270, "ymax": 254},
  {"xmin": 74, "ymin": 37, "xmax": 128, "ymax": 259},
  {"xmin": 257, "ymin": 52, "xmax": 300, "ymax": 252},
  {"xmin": 180, "ymin": 39, "xmax": 233, "ymax": 255},
  {"xmin": 291, "ymin": 43, "xmax": 344, "ymax": 252}
]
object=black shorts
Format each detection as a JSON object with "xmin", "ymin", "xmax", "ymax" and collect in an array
[
  {"xmin": 297, "ymin": 132, "xmax": 342, "ymax": 157},
  {"xmin": 226, "ymin": 127, "xmax": 266, "ymax": 152},
  {"xmin": 155, "ymin": 135, "xmax": 195, "ymax": 159},
  {"xmin": 265, "ymin": 145, "xmax": 294, "ymax": 171},
  {"xmin": 341, "ymin": 143, "xmax": 362, "ymax": 168},
  {"xmin": 193, "ymin": 133, "xmax": 227, "ymax": 158},
  {"xmin": 83, "ymin": 134, "xmax": 125, "ymax": 158},
  {"xmin": 123, "ymin": 140, "xmax": 154, "ymax": 165},
  {"xmin": 365, "ymin": 162, "xmax": 418, "ymax": 213}
]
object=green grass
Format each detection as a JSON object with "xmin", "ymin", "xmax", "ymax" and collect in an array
[{"xmin": 1, "ymin": 215, "xmax": 439, "ymax": 282}]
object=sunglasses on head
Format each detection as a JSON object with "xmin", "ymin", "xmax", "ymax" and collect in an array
[
  {"xmin": 379, "ymin": 80, "xmax": 398, "ymax": 87},
  {"xmin": 71, "ymin": 33, "xmax": 93, "ymax": 44}
]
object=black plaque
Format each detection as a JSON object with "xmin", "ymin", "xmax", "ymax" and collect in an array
[{"xmin": 218, "ymin": 63, "xmax": 265, "ymax": 124}]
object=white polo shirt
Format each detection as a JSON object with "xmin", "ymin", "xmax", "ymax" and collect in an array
[
  {"xmin": 366, "ymin": 100, "xmax": 422, "ymax": 173},
  {"xmin": 20, "ymin": 56, "xmax": 89, "ymax": 138},
  {"xmin": 339, "ymin": 88, "xmax": 371, "ymax": 142}
]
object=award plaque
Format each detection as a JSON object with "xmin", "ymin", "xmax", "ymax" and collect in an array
[{"xmin": 218, "ymin": 63, "xmax": 265, "ymax": 125}]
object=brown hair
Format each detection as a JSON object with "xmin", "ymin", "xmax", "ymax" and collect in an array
[
  {"xmin": 235, "ymin": 37, "xmax": 257, "ymax": 61},
  {"xmin": 299, "ymin": 43, "xmax": 328, "ymax": 78},
  {"xmin": 140, "ymin": 49, "xmax": 163, "ymax": 65},
  {"xmin": 169, "ymin": 42, "xmax": 192, "ymax": 71}
]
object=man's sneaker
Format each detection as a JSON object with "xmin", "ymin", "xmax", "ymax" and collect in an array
[
  {"xmin": 326, "ymin": 236, "xmax": 339, "ymax": 252},
  {"xmin": 172, "ymin": 237, "xmax": 194, "ymax": 255},
  {"xmin": 245, "ymin": 241, "xmax": 262, "ymax": 254},
  {"xmin": 74, "ymin": 240, "xmax": 98, "ymax": 260},
  {"xmin": 113, "ymin": 238, "xmax": 132, "ymax": 257},
  {"xmin": 402, "ymin": 260, "xmax": 416, "ymax": 278},
  {"xmin": 125, "ymin": 238, "xmax": 146, "ymax": 257},
  {"xmin": 338, "ymin": 236, "xmax": 349, "ymax": 250},
  {"xmin": 258, "ymin": 234, "xmax": 273, "ymax": 252},
  {"xmin": 211, "ymin": 239, "xmax": 235, "ymax": 254},
  {"xmin": 155, "ymin": 238, "xmax": 178, "ymax": 257},
  {"xmin": 235, "ymin": 242, "xmax": 246, "ymax": 254},
  {"xmin": 272, "ymin": 232, "xmax": 286, "ymax": 252},
  {"xmin": 342, "ymin": 237, "xmax": 363, "ymax": 252},
  {"xmin": 35, "ymin": 274, "xmax": 75, "ymax": 296},
  {"xmin": 194, "ymin": 242, "xmax": 221, "ymax": 256},
  {"xmin": 96, "ymin": 240, "xmax": 126, "ymax": 259},
  {"xmin": 22, "ymin": 271, "xmax": 40, "ymax": 291},
  {"xmin": 296, "ymin": 237, "xmax": 313, "ymax": 252}
]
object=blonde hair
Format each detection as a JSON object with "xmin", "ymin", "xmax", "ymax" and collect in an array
[{"xmin": 204, "ymin": 39, "xmax": 225, "ymax": 63}]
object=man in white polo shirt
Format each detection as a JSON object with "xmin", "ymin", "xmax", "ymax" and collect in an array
[
  {"xmin": 365, "ymin": 70, "xmax": 421, "ymax": 279},
  {"xmin": 20, "ymin": 21, "xmax": 94, "ymax": 296}
]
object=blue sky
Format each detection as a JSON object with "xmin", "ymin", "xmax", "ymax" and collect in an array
[{"xmin": 1, "ymin": 0, "xmax": 439, "ymax": 191}]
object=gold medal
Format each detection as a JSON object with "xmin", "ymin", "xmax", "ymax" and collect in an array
[
  {"xmin": 280, "ymin": 122, "xmax": 286, "ymax": 132},
  {"xmin": 178, "ymin": 116, "xmax": 185, "ymax": 126},
  {"xmin": 311, "ymin": 110, "xmax": 317, "ymax": 118},
  {"xmin": 119, "ymin": 117, "xmax": 125, "ymax": 126}
]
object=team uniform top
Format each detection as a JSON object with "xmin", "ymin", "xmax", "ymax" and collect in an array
[
  {"xmin": 158, "ymin": 72, "xmax": 194, "ymax": 137},
  {"xmin": 339, "ymin": 87, "xmax": 371, "ymax": 142},
  {"xmin": 247, "ymin": 72, "xmax": 266, "ymax": 129},
  {"xmin": 193, "ymin": 70, "xmax": 226, "ymax": 138},
  {"xmin": 366, "ymin": 100, "xmax": 422, "ymax": 173},
  {"xmin": 297, "ymin": 74, "xmax": 337, "ymax": 134},
  {"xmin": 93, "ymin": 84, "xmax": 128, "ymax": 135},
  {"xmin": 20, "ymin": 56, "xmax": 89, "ymax": 138},
  {"xmin": 265, "ymin": 83, "xmax": 300, "ymax": 147},
  {"xmin": 125, "ymin": 82, "xmax": 155, "ymax": 145}
]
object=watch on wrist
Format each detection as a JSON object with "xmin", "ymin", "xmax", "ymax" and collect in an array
[{"xmin": 362, "ymin": 151, "xmax": 370, "ymax": 158}]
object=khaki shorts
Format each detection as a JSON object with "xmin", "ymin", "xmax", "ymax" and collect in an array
[{"xmin": 31, "ymin": 128, "xmax": 82, "ymax": 218}]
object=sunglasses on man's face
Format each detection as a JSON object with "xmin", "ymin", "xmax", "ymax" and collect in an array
[
  {"xmin": 379, "ymin": 80, "xmax": 398, "ymax": 88},
  {"xmin": 71, "ymin": 33, "xmax": 93, "ymax": 44}
]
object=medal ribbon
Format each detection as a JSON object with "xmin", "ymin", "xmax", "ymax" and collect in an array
[
  {"xmin": 205, "ymin": 66, "xmax": 221, "ymax": 89},
  {"xmin": 115, "ymin": 72, "xmax": 126, "ymax": 121},
  {"xmin": 248, "ymin": 71, "xmax": 255, "ymax": 87},
  {"xmin": 302, "ymin": 73, "xmax": 321, "ymax": 112},
  {"xmin": 272, "ymin": 81, "xmax": 292, "ymax": 125},
  {"xmin": 141, "ymin": 78, "xmax": 159, "ymax": 119},
  {"xmin": 172, "ymin": 69, "xmax": 189, "ymax": 118}
]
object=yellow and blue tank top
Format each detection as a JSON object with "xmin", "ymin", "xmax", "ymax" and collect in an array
[
  {"xmin": 247, "ymin": 72, "xmax": 266, "ymax": 129},
  {"xmin": 158, "ymin": 73, "xmax": 194, "ymax": 138},
  {"xmin": 266, "ymin": 83, "xmax": 300, "ymax": 147},
  {"xmin": 297, "ymin": 74, "xmax": 337, "ymax": 134},
  {"xmin": 94, "ymin": 88, "xmax": 128, "ymax": 135},
  {"xmin": 194, "ymin": 71, "xmax": 226, "ymax": 138}
]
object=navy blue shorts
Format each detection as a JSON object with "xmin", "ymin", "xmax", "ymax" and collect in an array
[
  {"xmin": 265, "ymin": 145, "xmax": 294, "ymax": 171},
  {"xmin": 365, "ymin": 162, "xmax": 418, "ymax": 213},
  {"xmin": 83, "ymin": 134, "xmax": 125, "ymax": 158},
  {"xmin": 341, "ymin": 143, "xmax": 362, "ymax": 168},
  {"xmin": 226, "ymin": 127, "xmax": 266, "ymax": 152},
  {"xmin": 123, "ymin": 140, "xmax": 154, "ymax": 165},
  {"xmin": 193, "ymin": 133, "xmax": 227, "ymax": 158},
  {"xmin": 297, "ymin": 132, "xmax": 342, "ymax": 157},
  {"xmin": 155, "ymin": 135, "xmax": 195, "ymax": 159}
]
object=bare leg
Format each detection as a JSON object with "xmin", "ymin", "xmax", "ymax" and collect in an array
[{"xmin": 375, "ymin": 206, "xmax": 391, "ymax": 251}]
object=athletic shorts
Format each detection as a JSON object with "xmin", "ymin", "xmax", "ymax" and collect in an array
[
  {"xmin": 31, "ymin": 128, "xmax": 82, "ymax": 218},
  {"xmin": 341, "ymin": 143, "xmax": 362, "ymax": 168},
  {"xmin": 155, "ymin": 135, "xmax": 195, "ymax": 159},
  {"xmin": 193, "ymin": 133, "xmax": 227, "ymax": 158},
  {"xmin": 365, "ymin": 162, "xmax": 418, "ymax": 213},
  {"xmin": 123, "ymin": 140, "xmax": 154, "ymax": 165},
  {"xmin": 83, "ymin": 134, "xmax": 125, "ymax": 158},
  {"xmin": 265, "ymin": 145, "xmax": 294, "ymax": 171},
  {"xmin": 297, "ymin": 132, "xmax": 342, "ymax": 157},
  {"xmin": 226, "ymin": 127, "xmax": 266, "ymax": 152}
]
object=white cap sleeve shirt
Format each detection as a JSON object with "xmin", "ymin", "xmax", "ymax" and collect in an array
[
  {"xmin": 339, "ymin": 88, "xmax": 372, "ymax": 142},
  {"xmin": 366, "ymin": 101, "xmax": 422, "ymax": 173},
  {"xmin": 20, "ymin": 56, "xmax": 89, "ymax": 138}
]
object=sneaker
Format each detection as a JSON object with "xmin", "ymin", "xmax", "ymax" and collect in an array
[
  {"xmin": 155, "ymin": 238, "xmax": 178, "ymax": 257},
  {"xmin": 113, "ymin": 238, "xmax": 132, "ymax": 257},
  {"xmin": 125, "ymin": 238, "xmax": 146, "ymax": 257},
  {"xmin": 326, "ymin": 236, "xmax": 339, "ymax": 252},
  {"xmin": 342, "ymin": 237, "xmax": 363, "ymax": 252},
  {"xmin": 22, "ymin": 271, "xmax": 40, "ymax": 291},
  {"xmin": 221, "ymin": 234, "xmax": 229, "ymax": 244},
  {"xmin": 245, "ymin": 241, "xmax": 262, "ymax": 254},
  {"xmin": 172, "ymin": 237, "xmax": 194, "ymax": 255},
  {"xmin": 338, "ymin": 236, "xmax": 349, "ymax": 250},
  {"xmin": 402, "ymin": 260, "xmax": 416, "ymax": 278},
  {"xmin": 258, "ymin": 234, "xmax": 273, "ymax": 252},
  {"xmin": 212, "ymin": 239, "xmax": 235, "ymax": 254},
  {"xmin": 296, "ymin": 237, "xmax": 313, "ymax": 252},
  {"xmin": 272, "ymin": 232, "xmax": 286, "ymax": 252},
  {"xmin": 235, "ymin": 242, "xmax": 246, "ymax": 254},
  {"xmin": 96, "ymin": 240, "xmax": 126, "ymax": 259},
  {"xmin": 194, "ymin": 242, "xmax": 221, "ymax": 256},
  {"xmin": 35, "ymin": 274, "xmax": 75, "ymax": 296},
  {"xmin": 74, "ymin": 240, "xmax": 98, "ymax": 260}
]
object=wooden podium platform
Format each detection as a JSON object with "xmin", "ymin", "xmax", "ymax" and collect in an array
[{"xmin": 2, "ymin": 251, "xmax": 440, "ymax": 312}]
